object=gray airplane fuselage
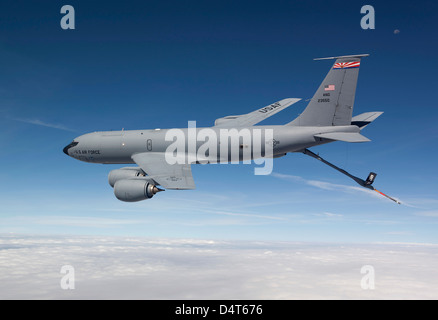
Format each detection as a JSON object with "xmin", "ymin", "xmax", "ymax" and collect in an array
[{"xmin": 65, "ymin": 125, "xmax": 360, "ymax": 164}]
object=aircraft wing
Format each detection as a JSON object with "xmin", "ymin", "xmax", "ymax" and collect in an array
[
  {"xmin": 214, "ymin": 98, "xmax": 301, "ymax": 127},
  {"xmin": 132, "ymin": 152, "xmax": 196, "ymax": 190}
]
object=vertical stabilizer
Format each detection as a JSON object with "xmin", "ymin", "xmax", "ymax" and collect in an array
[{"xmin": 288, "ymin": 54, "xmax": 368, "ymax": 126}]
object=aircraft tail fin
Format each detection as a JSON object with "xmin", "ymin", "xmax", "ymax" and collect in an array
[{"xmin": 287, "ymin": 54, "xmax": 369, "ymax": 127}]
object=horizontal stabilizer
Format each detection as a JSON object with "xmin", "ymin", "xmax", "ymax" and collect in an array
[
  {"xmin": 314, "ymin": 132, "xmax": 371, "ymax": 143},
  {"xmin": 351, "ymin": 111, "xmax": 383, "ymax": 130}
]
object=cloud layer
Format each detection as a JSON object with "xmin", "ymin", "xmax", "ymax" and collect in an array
[{"xmin": 1, "ymin": 235, "xmax": 438, "ymax": 299}]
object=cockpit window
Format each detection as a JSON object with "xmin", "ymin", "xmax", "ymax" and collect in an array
[
  {"xmin": 63, "ymin": 141, "xmax": 79, "ymax": 155},
  {"xmin": 66, "ymin": 141, "xmax": 78, "ymax": 149}
]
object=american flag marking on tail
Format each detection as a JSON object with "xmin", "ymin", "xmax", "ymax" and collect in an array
[
  {"xmin": 333, "ymin": 61, "xmax": 360, "ymax": 69},
  {"xmin": 324, "ymin": 84, "xmax": 335, "ymax": 91}
]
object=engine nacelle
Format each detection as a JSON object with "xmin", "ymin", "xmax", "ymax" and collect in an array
[
  {"xmin": 108, "ymin": 167, "xmax": 145, "ymax": 187},
  {"xmin": 114, "ymin": 179, "xmax": 163, "ymax": 202}
]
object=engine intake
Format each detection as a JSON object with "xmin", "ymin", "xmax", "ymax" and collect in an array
[{"xmin": 114, "ymin": 179, "xmax": 164, "ymax": 202}]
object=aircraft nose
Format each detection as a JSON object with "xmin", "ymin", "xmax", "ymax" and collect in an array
[{"xmin": 63, "ymin": 141, "xmax": 79, "ymax": 156}]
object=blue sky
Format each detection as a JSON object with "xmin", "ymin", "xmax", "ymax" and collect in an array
[{"xmin": 1, "ymin": 0, "xmax": 438, "ymax": 243}]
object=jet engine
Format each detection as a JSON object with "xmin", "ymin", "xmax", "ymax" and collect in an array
[
  {"xmin": 108, "ymin": 167, "xmax": 145, "ymax": 187},
  {"xmin": 113, "ymin": 179, "xmax": 163, "ymax": 202}
]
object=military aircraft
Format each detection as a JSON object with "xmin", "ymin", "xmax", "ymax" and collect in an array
[{"xmin": 63, "ymin": 54, "xmax": 400, "ymax": 204}]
